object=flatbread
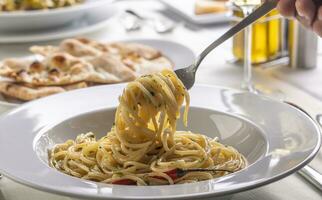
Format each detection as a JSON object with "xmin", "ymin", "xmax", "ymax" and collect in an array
[
  {"xmin": 0, "ymin": 81, "xmax": 89, "ymax": 101},
  {"xmin": 30, "ymin": 38, "xmax": 163, "ymax": 60},
  {"xmin": 0, "ymin": 37, "xmax": 174, "ymax": 101},
  {"xmin": 123, "ymin": 56, "xmax": 173, "ymax": 76},
  {"xmin": 63, "ymin": 81, "xmax": 89, "ymax": 91},
  {"xmin": 30, "ymin": 45, "xmax": 59, "ymax": 57},
  {"xmin": 0, "ymin": 58, "xmax": 32, "ymax": 76},
  {"xmin": 30, "ymin": 38, "xmax": 110, "ymax": 58},
  {"xmin": 108, "ymin": 42, "xmax": 162, "ymax": 60},
  {"xmin": 59, "ymin": 38, "xmax": 103, "ymax": 58},
  {"xmin": 1, "ymin": 52, "xmax": 134, "ymax": 86},
  {"xmin": 88, "ymin": 53, "xmax": 137, "ymax": 81},
  {"xmin": 0, "ymin": 82, "xmax": 64, "ymax": 101},
  {"xmin": 6, "ymin": 42, "xmax": 171, "ymax": 86}
]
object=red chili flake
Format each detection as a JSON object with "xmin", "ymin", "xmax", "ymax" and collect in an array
[
  {"xmin": 112, "ymin": 179, "xmax": 136, "ymax": 185},
  {"xmin": 165, "ymin": 169, "xmax": 178, "ymax": 179}
]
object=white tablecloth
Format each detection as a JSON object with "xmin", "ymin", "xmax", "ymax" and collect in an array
[{"xmin": 0, "ymin": 1, "xmax": 321, "ymax": 199}]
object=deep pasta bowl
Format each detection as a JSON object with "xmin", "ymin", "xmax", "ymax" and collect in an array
[{"xmin": 0, "ymin": 84, "xmax": 320, "ymax": 199}]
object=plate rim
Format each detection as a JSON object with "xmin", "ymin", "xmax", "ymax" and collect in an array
[{"xmin": 0, "ymin": 4, "xmax": 118, "ymax": 44}]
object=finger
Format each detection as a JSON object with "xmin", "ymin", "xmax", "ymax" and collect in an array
[
  {"xmin": 296, "ymin": 16, "xmax": 312, "ymax": 28},
  {"xmin": 295, "ymin": 0, "xmax": 315, "ymax": 21},
  {"xmin": 277, "ymin": 0, "xmax": 296, "ymax": 17},
  {"xmin": 318, "ymin": 6, "xmax": 322, "ymax": 21},
  {"xmin": 312, "ymin": 19, "xmax": 322, "ymax": 37}
]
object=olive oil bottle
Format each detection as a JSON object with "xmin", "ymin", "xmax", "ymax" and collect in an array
[
  {"xmin": 232, "ymin": 9, "xmax": 281, "ymax": 64},
  {"xmin": 287, "ymin": 19, "xmax": 318, "ymax": 69}
]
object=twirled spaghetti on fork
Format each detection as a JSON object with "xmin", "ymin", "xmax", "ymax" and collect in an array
[{"xmin": 49, "ymin": 69, "xmax": 247, "ymax": 185}]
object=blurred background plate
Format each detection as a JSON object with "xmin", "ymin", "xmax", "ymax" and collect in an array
[
  {"xmin": 0, "ymin": 4, "xmax": 118, "ymax": 44},
  {"xmin": 159, "ymin": 0, "xmax": 232, "ymax": 25},
  {"xmin": 0, "ymin": 39, "xmax": 195, "ymax": 111},
  {"xmin": 125, "ymin": 39, "xmax": 196, "ymax": 69},
  {"xmin": 0, "ymin": 0, "xmax": 114, "ymax": 32}
]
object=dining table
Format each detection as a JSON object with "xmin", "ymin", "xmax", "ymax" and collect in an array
[{"xmin": 0, "ymin": 0, "xmax": 321, "ymax": 200}]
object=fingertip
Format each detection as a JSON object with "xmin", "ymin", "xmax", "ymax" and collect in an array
[
  {"xmin": 318, "ymin": 7, "xmax": 322, "ymax": 21},
  {"xmin": 312, "ymin": 20, "xmax": 322, "ymax": 37},
  {"xmin": 295, "ymin": 0, "xmax": 305, "ymax": 16},
  {"xmin": 277, "ymin": 0, "xmax": 296, "ymax": 17},
  {"xmin": 276, "ymin": 3, "xmax": 284, "ymax": 14},
  {"xmin": 295, "ymin": 0, "xmax": 315, "ymax": 20}
]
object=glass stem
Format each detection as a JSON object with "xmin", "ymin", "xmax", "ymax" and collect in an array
[
  {"xmin": 244, "ymin": 25, "xmax": 253, "ymax": 90},
  {"xmin": 241, "ymin": 7, "xmax": 255, "ymax": 92}
]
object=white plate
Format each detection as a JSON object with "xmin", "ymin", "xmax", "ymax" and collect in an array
[
  {"xmin": 159, "ymin": 0, "xmax": 232, "ymax": 25},
  {"xmin": 0, "ymin": 0, "xmax": 114, "ymax": 32},
  {"xmin": 0, "ymin": 85, "xmax": 320, "ymax": 199},
  {"xmin": 0, "ymin": 39, "xmax": 195, "ymax": 110},
  {"xmin": 0, "ymin": 3, "xmax": 118, "ymax": 44}
]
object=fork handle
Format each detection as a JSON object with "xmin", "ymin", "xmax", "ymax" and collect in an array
[{"xmin": 298, "ymin": 166, "xmax": 322, "ymax": 192}]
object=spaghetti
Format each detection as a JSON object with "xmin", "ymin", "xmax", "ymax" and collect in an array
[{"xmin": 49, "ymin": 69, "xmax": 247, "ymax": 185}]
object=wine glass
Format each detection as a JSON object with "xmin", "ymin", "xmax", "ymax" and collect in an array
[
  {"xmin": 231, "ymin": 0, "xmax": 285, "ymax": 100},
  {"xmin": 231, "ymin": 0, "xmax": 262, "ymax": 93}
]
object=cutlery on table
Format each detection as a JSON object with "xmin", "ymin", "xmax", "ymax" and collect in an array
[
  {"xmin": 285, "ymin": 102, "xmax": 322, "ymax": 192},
  {"xmin": 120, "ymin": 10, "xmax": 141, "ymax": 31},
  {"xmin": 122, "ymin": 10, "xmax": 175, "ymax": 33},
  {"xmin": 298, "ymin": 166, "xmax": 322, "ymax": 191}
]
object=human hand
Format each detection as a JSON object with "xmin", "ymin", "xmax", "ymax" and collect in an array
[{"xmin": 276, "ymin": 0, "xmax": 322, "ymax": 36}]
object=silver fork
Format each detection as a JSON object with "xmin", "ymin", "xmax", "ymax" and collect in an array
[{"xmin": 174, "ymin": 1, "xmax": 277, "ymax": 90}]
